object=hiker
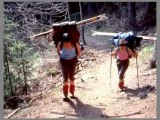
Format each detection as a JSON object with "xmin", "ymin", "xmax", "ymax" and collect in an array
[
  {"xmin": 110, "ymin": 39, "xmax": 138, "ymax": 90},
  {"xmin": 57, "ymin": 33, "xmax": 81, "ymax": 101}
]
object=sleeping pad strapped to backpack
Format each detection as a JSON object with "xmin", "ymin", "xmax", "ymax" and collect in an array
[
  {"xmin": 52, "ymin": 21, "xmax": 80, "ymax": 48},
  {"xmin": 111, "ymin": 31, "xmax": 142, "ymax": 52}
]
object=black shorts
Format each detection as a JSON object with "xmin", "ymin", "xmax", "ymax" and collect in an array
[
  {"xmin": 60, "ymin": 57, "xmax": 78, "ymax": 82},
  {"xmin": 116, "ymin": 59, "xmax": 129, "ymax": 79}
]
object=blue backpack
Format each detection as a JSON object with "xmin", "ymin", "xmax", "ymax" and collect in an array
[{"xmin": 111, "ymin": 31, "xmax": 142, "ymax": 53}]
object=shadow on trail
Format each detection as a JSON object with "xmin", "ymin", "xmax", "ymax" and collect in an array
[
  {"xmin": 50, "ymin": 97, "xmax": 143, "ymax": 118},
  {"xmin": 70, "ymin": 98, "xmax": 141, "ymax": 118},
  {"xmin": 65, "ymin": 97, "xmax": 108, "ymax": 118},
  {"xmin": 122, "ymin": 87, "xmax": 140, "ymax": 97},
  {"xmin": 122, "ymin": 85, "xmax": 156, "ymax": 98},
  {"xmin": 50, "ymin": 97, "xmax": 108, "ymax": 118}
]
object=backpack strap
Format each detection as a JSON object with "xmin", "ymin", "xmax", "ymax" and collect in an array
[
  {"xmin": 126, "ymin": 47, "xmax": 129, "ymax": 54},
  {"xmin": 126, "ymin": 47, "xmax": 132, "ymax": 58},
  {"xmin": 117, "ymin": 47, "xmax": 120, "ymax": 53}
]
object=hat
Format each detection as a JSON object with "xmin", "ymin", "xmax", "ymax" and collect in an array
[{"xmin": 119, "ymin": 39, "xmax": 128, "ymax": 46}]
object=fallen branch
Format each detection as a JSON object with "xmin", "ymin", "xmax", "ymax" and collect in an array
[
  {"xmin": 5, "ymin": 107, "xmax": 21, "ymax": 119},
  {"xmin": 41, "ymin": 59, "xmax": 59, "ymax": 62},
  {"xmin": 78, "ymin": 58, "xmax": 96, "ymax": 61},
  {"xmin": 29, "ymin": 92, "xmax": 43, "ymax": 104}
]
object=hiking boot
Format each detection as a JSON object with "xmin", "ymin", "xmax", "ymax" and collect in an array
[
  {"xmin": 63, "ymin": 97, "xmax": 70, "ymax": 102},
  {"xmin": 118, "ymin": 80, "xmax": 124, "ymax": 90},
  {"xmin": 70, "ymin": 95, "xmax": 77, "ymax": 99}
]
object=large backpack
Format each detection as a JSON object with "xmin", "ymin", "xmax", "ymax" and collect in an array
[
  {"xmin": 111, "ymin": 31, "xmax": 142, "ymax": 53},
  {"xmin": 52, "ymin": 21, "xmax": 80, "ymax": 48}
]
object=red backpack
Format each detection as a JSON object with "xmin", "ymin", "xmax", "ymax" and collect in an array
[{"xmin": 52, "ymin": 21, "xmax": 80, "ymax": 48}]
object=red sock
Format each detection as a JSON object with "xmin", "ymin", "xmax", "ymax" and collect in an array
[
  {"xmin": 118, "ymin": 81, "xmax": 124, "ymax": 89},
  {"xmin": 63, "ymin": 85, "xmax": 68, "ymax": 97},
  {"xmin": 70, "ymin": 85, "xmax": 75, "ymax": 95}
]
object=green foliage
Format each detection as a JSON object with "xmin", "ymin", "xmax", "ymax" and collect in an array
[
  {"xmin": 4, "ymin": 18, "xmax": 19, "ymax": 45},
  {"xmin": 4, "ymin": 19, "xmax": 39, "ymax": 98},
  {"xmin": 9, "ymin": 41, "xmax": 33, "ymax": 78},
  {"xmin": 4, "ymin": 18, "xmax": 19, "ymax": 33},
  {"xmin": 141, "ymin": 45, "xmax": 154, "ymax": 55},
  {"xmin": 141, "ymin": 45, "xmax": 154, "ymax": 62}
]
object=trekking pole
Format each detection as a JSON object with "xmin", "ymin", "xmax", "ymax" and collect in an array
[
  {"xmin": 134, "ymin": 42, "xmax": 139, "ymax": 89},
  {"xmin": 136, "ymin": 53, "xmax": 139, "ymax": 89},
  {"xmin": 110, "ymin": 46, "xmax": 113, "ymax": 87}
]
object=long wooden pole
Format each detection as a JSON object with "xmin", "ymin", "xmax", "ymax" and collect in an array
[
  {"xmin": 92, "ymin": 30, "xmax": 156, "ymax": 41},
  {"xmin": 30, "ymin": 14, "xmax": 108, "ymax": 40}
]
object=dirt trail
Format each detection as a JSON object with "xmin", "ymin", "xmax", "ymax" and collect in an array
[{"xmin": 7, "ymin": 46, "xmax": 156, "ymax": 119}]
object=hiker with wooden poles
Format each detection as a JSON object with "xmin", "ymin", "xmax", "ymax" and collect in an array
[
  {"xmin": 29, "ymin": 14, "xmax": 108, "ymax": 101},
  {"xmin": 57, "ymin": 33, "xmax": 81, "ymax": 102},
  {"xmin": 110, "ymin": 39, "xmax": 138, "ymax": 91}
]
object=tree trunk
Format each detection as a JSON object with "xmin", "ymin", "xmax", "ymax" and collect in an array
[
  {"xmin": 86, "ymin": 2, "xmax": 96, "ymax": 17},
  {"xmin": 67, "ymin": 2, "xmax": 71, "ymax": 21},
  {"xmin": 143, "ymin": 2, "xmax": 156, "ymax": 26},
  {"xmin": 128, "ymin": 2, "xmax": 136, "ymax": 31},
  {"xmin": 79, "ymin": 2, "xmax": 86, "ymax": 45},
  {"xmin": 21, "ymin": 49, "xmax": 28, "ymax": 95},
  {"xmin": 4, "ymin": 43, "xmax": 14, "ymax": 97},
  {"xmin": 117, "ymin": 2, "xmax": 122, "ymax": 19},
  {"xmin": 137, "ymin": 2, "xmax": 156, "ymax": 30}
]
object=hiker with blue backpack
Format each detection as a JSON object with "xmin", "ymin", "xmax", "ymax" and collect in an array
[
  {"xmin": 57, "ymin": 33, "xmax": 81, "ymax": 101},
  {"xmin": 110, "ymin": 39, "xmax": 138, "ymax": 90}
]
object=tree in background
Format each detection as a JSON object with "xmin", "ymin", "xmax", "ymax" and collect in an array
[
  {"xmin": 4, "ymin": 19, "xmax": 19, "ymax": 98},
  {"xmin": 128, "ymin": 2, "xmax": 136, "ymax": 31},
  {"xmin": 141, "ymin": 2, "xmax": 156, "ymax": 27},
  {"xmin": 3, "ymin": 2, "xmax": 69, "ymax": 75},
  {"xmin": 4, "ymin": 18, "xmax": 38, "ymax": 99},
  {"xmin": 135, "ymin": 2, "xmax": 156, "ymax": 30},
  {"xmin": 4, "ymin": 2, "xmax": 68, "ymax": 42}
]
